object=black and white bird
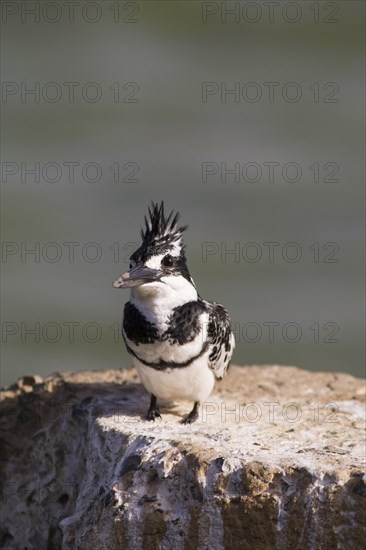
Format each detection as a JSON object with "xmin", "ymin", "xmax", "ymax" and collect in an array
[{"xmin": 112, "ymin": 202, "xmax": 235, "ymax": 424}]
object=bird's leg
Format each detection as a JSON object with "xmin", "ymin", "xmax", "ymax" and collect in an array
[
  {"xmin": 147, "ymin": 393, "xmax": 161, "ymax": 421},
  {"xmin": 181, "ymin": 401, "xmax": 200, "ymax": 424}
]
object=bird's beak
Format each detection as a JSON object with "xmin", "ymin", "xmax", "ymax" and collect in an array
[{"xmin": 112, "ymin": 265, "xmax": 164, "ymax": 289}]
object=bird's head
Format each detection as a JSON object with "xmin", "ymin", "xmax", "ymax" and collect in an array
[{"xmin": 112, "ymin": 202, "xmax": 196, "ymax": 301}]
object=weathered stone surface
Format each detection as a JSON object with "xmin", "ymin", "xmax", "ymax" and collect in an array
[{"xmin": 0, "ymin": 365, "xmax": 365, "ymax": 549}]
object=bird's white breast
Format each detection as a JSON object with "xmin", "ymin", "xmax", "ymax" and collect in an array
[
  {"xmin": 133, "ymin": 352, "xmax": 215, "ymax": 403},
  {"xmin": 125, "ymin": 273, "xmax": 216, "ymax": 403}
]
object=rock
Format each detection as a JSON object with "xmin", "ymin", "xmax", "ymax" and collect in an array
[{"xmin": 0, "ymin": 365, "xmax": 365, "ymax": 549}]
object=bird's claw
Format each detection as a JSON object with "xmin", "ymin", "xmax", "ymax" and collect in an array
[
  {"xmin": 147, "ymin": 410, "xmax": 161, "ymax": 421},
  {"xmin": 180, "ymin": 416, "xmax": 193, "ymax": 425},
  {"xmin": 180, "ymin": 413, "xmax": 198, "ymax": 425},
  {"xmin": 180, "ymin": 402, "xmax": 200, "ymax": 424}
]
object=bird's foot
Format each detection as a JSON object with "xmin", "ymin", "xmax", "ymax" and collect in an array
[
  {"xmin": 180, "ymin": 401, "xmax": 200, "ymax": 425},
  {"xmin": 147, "ymin": 408, "xmax": 161, "ymax": 421},
  {"xmin": 147, "ymin": 394, "xmax": 161, "ymax": 421}
]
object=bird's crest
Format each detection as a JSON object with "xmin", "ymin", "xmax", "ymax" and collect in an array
[{"xmin": 140, "ymin": 201, "xmax": 187, "ymax": 249}]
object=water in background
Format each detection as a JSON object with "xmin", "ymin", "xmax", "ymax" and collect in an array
[{"xmin": 1, "ymin": 1, "xmax": 365, "ymax": 386}]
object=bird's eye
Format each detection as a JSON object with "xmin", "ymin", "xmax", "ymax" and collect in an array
[
  {"xmin": 129, "ymin": 263, "xmax": 133, "ymax": 269},
  {"xmin": 162, "ymin": 255, "xmax": 173, "ymax": 267}
]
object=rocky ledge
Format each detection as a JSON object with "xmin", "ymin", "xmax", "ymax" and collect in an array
[{"xmin": 0, "ymin": 365, "xmax": 365, "ymax": 549}]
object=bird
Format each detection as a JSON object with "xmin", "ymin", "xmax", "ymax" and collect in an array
[{"xmin": 112, "ymin": 201, "xmax": 235, "ymax": 424}]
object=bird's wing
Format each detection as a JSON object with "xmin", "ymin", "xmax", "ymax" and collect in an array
[{"xmin": 206, "ymin": 302, "xmax": 235, "ymax": 380}]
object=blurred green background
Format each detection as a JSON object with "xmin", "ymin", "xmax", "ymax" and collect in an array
[{"xmin": 1, "ymin": 1, "xmax": 364, "ymax": 387}]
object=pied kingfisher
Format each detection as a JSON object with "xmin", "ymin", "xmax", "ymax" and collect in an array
[{"xmin": 112, "ymin": 202, "xmax": 235, "ymax": 424}]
